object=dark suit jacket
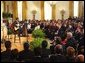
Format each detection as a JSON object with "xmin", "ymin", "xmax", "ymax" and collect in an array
[
  {"xmin": 18, "ymin": 50, "xmax": 34, "ymax": 61},
  {"xmin": 66, "ymin": 37, "xmax": 77, "ymax": 49},
  {"xmin": 1, "ymin": 50, "xmax": 12, "ymax": 62},
  {"xmin": 50, "ymin": 54, "xmax": 67, "ymax": 62},
  {"xmin": 66, "ymin": 55, "xmax": 75, "ymax": 62}
]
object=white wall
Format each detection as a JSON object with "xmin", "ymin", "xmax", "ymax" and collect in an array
[
  {"xmin": 17, "ymin": 1, "xmax": 22, "ymax": 21},
  {"xmin": 74, "ymin": 1, "xmax": 79, "ymax": 17},
  {"xmin": 1, "ymin": 1, "xmax": 2, "ymax": 39},
  {"xmin": 55, "ymin": 1, "xmax": 69, "ymax": 20},
  {"xmin": 27, "ymin": 1, "xmax": 41, "ymax": 20},
  {"xmin": 44, "ymin": 1, "xmax": 52, "ymax": 20},
  {"xmin": 1, "ymin": 1, "xmax": 3, "ymax": 22}
]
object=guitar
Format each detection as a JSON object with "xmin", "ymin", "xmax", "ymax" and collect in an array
[
  {"xmin": 14, "ymin": 23, "xmax": 20, "ymax": 31},
  {"xmin": 14, "ymin": 26, "xmax": 19, "ymax": 31}
]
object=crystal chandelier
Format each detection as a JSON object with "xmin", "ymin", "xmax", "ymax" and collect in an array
[{"xmin": 48, "ymin": 1, "xmax": 57, "ymax": 6}]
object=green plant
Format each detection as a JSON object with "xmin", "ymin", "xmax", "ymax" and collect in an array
[
  {"xmin": 8, "ymin": 29, "xmax": 13, "ymax": 34},
  {"xmin": 30, "ymin": 29, "xmax": 46, "ymax": 50},
  {"xmin": 2, "ymin": 12, "xmax": 12, "ymax": 18},
  {"xmin": 32, "ymin": 29, "xmax": 45, "ymax": 38},
  {"xmin": 30, "ymin": 38, "xmax": 44, "ymax": 51}
]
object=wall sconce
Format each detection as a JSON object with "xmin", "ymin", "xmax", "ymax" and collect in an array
[
  {"xmin": 60, "ymin": 9, "xmax": 65, "ymax": 20},
  {"xmin": 31, "ymin": 10, "xmax": 37, "ymax": 20}
]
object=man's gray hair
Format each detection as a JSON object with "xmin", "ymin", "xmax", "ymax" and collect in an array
[{"xmin": 67, "ymin": 32, "xmax": 73, "ymax": 37}]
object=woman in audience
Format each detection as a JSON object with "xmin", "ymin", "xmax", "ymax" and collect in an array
[{"xmin": 66, "ymin": 46, "xmax": 76, "ymax": 62}]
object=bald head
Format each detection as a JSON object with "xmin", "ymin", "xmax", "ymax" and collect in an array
[{"xmin": 75, "ymin": 54, "xmax": 84, "ymax": 62}]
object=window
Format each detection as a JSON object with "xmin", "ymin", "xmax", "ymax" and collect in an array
[
  {"xmin": 74, "ymin": 1, "xmax": 79, "ymax": 17},
  {"xmin": 17, "ymin": 1, "xmax": 22, "ymax": 21},
  {"xmin": 44, "ymin": 1, "xmax": 52, "ymax": 20}
]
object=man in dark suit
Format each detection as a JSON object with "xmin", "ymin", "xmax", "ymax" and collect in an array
[
  {"xmin": 65, "ymin": 32, "xmax": 77, "ymax": 49},
  {"xmin": 40, "ymin": 40, "xmax": 50, "ymax": 62},
  {"xmin": 33, "ymin": 47, "xmax": 42, "ymax": 62},
  {"xmin": 50, "ymin": 44, "xmax": 67, "ymax": 62},
  {"xmin": 18, "ymin": 42, "xmax": 34, "ymax": 62}
]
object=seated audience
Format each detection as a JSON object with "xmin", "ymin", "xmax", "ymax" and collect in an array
[
  {"xmin": 1, "ymin": 17, "xmax": 84, "ymax": 62},
  {"xmin": 1, "ymin": 41, "xmax": 12, "ymax": 62}
]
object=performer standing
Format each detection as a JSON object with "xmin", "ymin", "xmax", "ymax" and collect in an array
[{"xmin": 14, "ymin": 18, "xmax": 22, "ymax": 36}]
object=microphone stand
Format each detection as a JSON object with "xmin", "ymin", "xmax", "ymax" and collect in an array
[
  {"xmin": 7, "ymin": 20, "xmax": 10, "ymax": 41},
  {"xmin": 26, "ymin": 20, "xmax": 28, "ymax": 42}
]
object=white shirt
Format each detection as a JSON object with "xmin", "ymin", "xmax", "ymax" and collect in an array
[
  {"xmin": 34, "ymin": 25, "xmax": 40, "ymax": 30},
  {"xmin": 27, "ymin": 24, "xmax": 31, "ymax": 29}
]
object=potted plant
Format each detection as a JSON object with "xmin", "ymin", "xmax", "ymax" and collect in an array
[
  {"xmin": 32, "ymin": 29, "xmax": 45, "ymax": 38},
  {"xmin": 30, "ymin": 29, "xmax": 45, "ymax": 50},
  {"xmin": 30, "ymin": 37, "xmax": 44, "ymax": 51},
  {"xmin": 2, "ymin": 12, "xmax": 13, "ymax": 36},
  {"xmin": 2, "ymin": 12, "xmax": 12, "ymax": 18}
]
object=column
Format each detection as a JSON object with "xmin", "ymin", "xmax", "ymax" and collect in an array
[
  {"xmin": 41, "ymin": 1, "xmax": 44, "ymax": 20},
  {"xmin": 69, "ymin": 1, "xmax": 74, "ymax": 17},
  {"xmin": 78, "ymin": 1, "xmax": 83, "ymax": 17},
  {"xmin": 3, "ymin": 1, "xmax": 6, "ymax": 12},
  {"xmin": 22, "ymin": 1, "xmax": 27, "ymax": 20},
  {"xmin": 12, "ymin": 1, "xmax": 18, "ymax": 20},
  {"xmin": 52, "ymin": 5, "xmax": 56, "ymax": 20}
]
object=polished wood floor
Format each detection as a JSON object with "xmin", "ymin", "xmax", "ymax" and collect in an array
[{"xmin": 1, "ymin": 34, "xmax": 51, "ymax": 52}]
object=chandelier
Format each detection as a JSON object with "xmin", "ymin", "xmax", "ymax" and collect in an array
[
  {"xmin": 48, "ymin": 1, "xmax": 57, "ymax": 6},
  {"xmin": 60, "ymin": 9, "xmax": 65, "ymax": 14}
]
